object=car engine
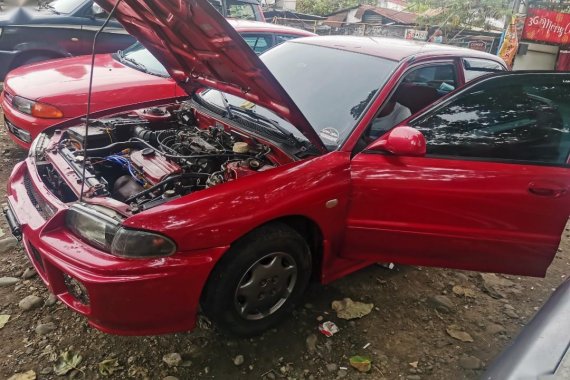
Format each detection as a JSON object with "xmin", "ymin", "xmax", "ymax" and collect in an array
[{"xmin": 49, "ymin": 107, "xmax": 276, "ymax": 212}]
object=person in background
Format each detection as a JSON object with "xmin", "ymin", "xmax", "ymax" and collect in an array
[{"xmin": 429, "ymin": 29, "xmax": 443, "ymax": 43}]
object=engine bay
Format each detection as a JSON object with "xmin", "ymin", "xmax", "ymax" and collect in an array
[{"xmin": 38, "ymin": 106, "xmax": 279, "ymax": 213}]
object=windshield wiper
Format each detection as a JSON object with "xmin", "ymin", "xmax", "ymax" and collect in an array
[
  {"xmin": 123, "ymin": 56, "xmax": 149, "ymax": 73},
  {"xmin": 44, "ymin": 4, "xmax": 60, "ymax": 14},
  {"xmin": 226, "ymin": 104, "xmax": 310, "ymax": 150}
]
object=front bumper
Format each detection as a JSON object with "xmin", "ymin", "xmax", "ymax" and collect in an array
[{"xmin": 6, "ymin": 160, "xmax": 227, "ymax": 335}]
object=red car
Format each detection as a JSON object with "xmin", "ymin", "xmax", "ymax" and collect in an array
[
  {"xmin": 1, "ymin": 20, "xmax": 315, "ymax": 149},
  {"xmin": 5, "ymin": 0, "xmax": 570, "ymax": 337}
]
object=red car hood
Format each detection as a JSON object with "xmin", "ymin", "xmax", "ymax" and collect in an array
[
  {"xmin": 5, "ymin": 54, "xmax": 176, "ymax": 117},
  {"xmin": 95, "ymin": 0, "xmax": 327, "ymax": 153}
]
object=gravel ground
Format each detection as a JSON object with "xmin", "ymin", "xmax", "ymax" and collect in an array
[{"xmin": 0, "ymin": 111, "xmax": 568, "ymax": 380}]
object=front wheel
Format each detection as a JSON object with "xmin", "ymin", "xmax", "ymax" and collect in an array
[{"xmin": 201, "ymin": 223, "xmax": 312, "ymax": 336}]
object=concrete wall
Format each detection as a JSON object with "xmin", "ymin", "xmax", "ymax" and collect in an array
[{"xmin": 513, "ymin": 42, "xmax": 559, "ymax": 70}]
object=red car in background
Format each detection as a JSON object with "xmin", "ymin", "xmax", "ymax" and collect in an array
[
  {"xmin": 1, "ymin": 20, "xmax": 315, "ymax": 148},
  {"xmin": 4, "ymin": 0, "xmax": 569, "ymax": 338}
]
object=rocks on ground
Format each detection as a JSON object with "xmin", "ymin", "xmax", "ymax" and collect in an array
[
  {"xmin": 162, "ymin": 353, "xmax": 182, "ymax": 368},
  {"xmin": 18, "ymin": 295, "xmax": 43, "ymax": 311},
  {"xmin": 35, "ymin": 322, "xmax": 57, "ymax": 336},
  {"xmin": 459, "ymin": 355, "xmax": 482, "ymax": 370},
  {"xmin": 429, "ymin": 295, "xmax": 455, "ymax": 313},
  {"xmin": 0, "ymin": 237, "xmax": 18, "ymax": 255},
  {"xmin": 233, "ymin": 355, "xmax": 244, "ymax": 366},
  {"xmin": 0, "ymin": 277, "xmax": 19, "ymax": 287}
]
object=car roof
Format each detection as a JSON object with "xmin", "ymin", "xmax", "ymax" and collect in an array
[
  {"xmin": 291, "ymin": 36, "xmax": 506, "ymax": 65},
  {"xmin": 228, "ymin": 19, "xmax": 316, "ymax": 36}
]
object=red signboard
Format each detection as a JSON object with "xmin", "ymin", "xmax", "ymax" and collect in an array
[{"xmin": 523, "ymin": 8, "xmax": 570, "ymax": 44}]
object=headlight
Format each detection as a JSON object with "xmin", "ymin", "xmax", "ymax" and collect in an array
[
  {"xmin": 28, "ymin": 133, "xmax": 49, "ymax": 159},
  {"xmin": 66, "ymin": 205, "xmax": 120, "ymax": 252},
  {"xmin": 65, "ymin": 204, "xmax": 176, "ymax": 258},
  {"xmin": 111, "ymin": 228, "xmax": 177, "ymax": 258},
  {"xmin": 12, "ymin": 96, "xmax": 64, "ymax": 118}
]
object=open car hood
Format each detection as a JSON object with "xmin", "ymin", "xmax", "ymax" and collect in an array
[{"xmin": 95, "ymin": 0, "xmax": 327, "ymax": 153}]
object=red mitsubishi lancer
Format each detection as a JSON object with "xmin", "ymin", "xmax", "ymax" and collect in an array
[{"xmin": 4, "ymin": 0, "xmax": 570, "ymax": 337}]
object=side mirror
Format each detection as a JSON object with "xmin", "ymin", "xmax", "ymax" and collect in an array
[
  {"xmin": 91, "ymin": 3, "xmax": 106, "ymax": 16},
  {"xmin": 367, "ymin": 126, "xmax": 426, "ymax": 157}
]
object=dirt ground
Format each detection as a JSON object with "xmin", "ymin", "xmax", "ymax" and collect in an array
[{"xmin": 0, "ymin": 112, "xmax": 568, "ymax": 380}]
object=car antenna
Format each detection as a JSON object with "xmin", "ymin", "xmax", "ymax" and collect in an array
[{"xmin": 79, "ymin": 0, "xmax": 124, "ymax": 203}]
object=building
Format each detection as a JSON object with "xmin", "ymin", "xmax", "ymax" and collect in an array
[
  {"xmin": 326, "ymin": 5, "xmax": 417, "ymax": 26},
  {"xmin": 513, "ymin": 3, "xmax": 570, "ymax": 70}
]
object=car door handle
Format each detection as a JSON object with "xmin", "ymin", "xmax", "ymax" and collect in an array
[{"xmin": 528, "ymin": 182, "xmax": 568, "ymax": 198}]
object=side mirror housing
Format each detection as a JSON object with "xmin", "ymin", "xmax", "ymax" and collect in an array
[
  {"xmin": 368, "ymin": 126, "xmax": 426, "ymax": 157},
  {"xmin": 91, "ymin": 3, "xmax": 106, "ymax": 16}
]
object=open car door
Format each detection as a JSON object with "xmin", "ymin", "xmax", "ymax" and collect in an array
[{"xmin": 345, "ymin": 72, "xmax": 570, "ymax": 277}]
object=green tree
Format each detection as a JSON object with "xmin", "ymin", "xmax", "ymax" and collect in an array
[
  {"xmin": 297, "ymin": 0, "xmax": 376, "ymax": 16},
  {"xmin": 408, "ymin": 0, "xmax": 512, "ymax": 30}
]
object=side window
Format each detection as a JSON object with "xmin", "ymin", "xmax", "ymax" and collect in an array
[
  {"xmin": 367, "ymin": 63, "xmax": 457, "ymax": 140},
  {"xmin": 411, "ymin": 74, "xmax": 570, "ymax": 165},
  {"xmin": 242, "ymin": 34, "xmax": 272, "ymax": 54},
  {"xmin": 463, "ymin": 58, "xmax": 506, "ymax": 82},
  {"xmin": 402, "ymin": 65, "xmax": 458, "ymax": 93},
  {"xmin": 275, "ymin": 34, "xmax": 301, "ymax": 45}
]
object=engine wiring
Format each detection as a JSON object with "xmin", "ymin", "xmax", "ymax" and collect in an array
[{"xmin": 103, "ymin": 153, "xmax": 146, "ymax": 185}]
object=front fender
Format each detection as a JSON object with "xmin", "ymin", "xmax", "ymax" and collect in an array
[
  {"xmin": 124, "ymin": 151, "xmax": 352, "ymax": 257},
  {"xmin": 13, "ymin": 41, "xmax": 71, "ymax": 58}
]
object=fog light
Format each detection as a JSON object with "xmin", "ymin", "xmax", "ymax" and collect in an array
[{"xmin": 63, "ymin": 273, "xmax": 90, "ymax": 305}]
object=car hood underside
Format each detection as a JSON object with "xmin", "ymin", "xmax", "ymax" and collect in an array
[{"xmin": 95, "ymin": 0, "xmax": 327, "ymax": 153}]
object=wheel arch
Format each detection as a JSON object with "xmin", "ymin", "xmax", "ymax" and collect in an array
[
  {"xmin": 200, "ymin": 215, "xmax": 325, "ymax": 304},
  {"xmin": 10, "ymin": 45, "xmax": 70, "ymax": 70}
]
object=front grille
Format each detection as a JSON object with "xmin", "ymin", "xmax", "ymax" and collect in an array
[
  {"xmin": 3, "ymin": 90, "xmax": 13, "ymax": 104},
  {"xmin": 23, "ymin": 172, "xmax": 55, "ymax": 220},
  {"xmin": 28, "ymin": 242, "xmax": 45, "ymax": 272}
]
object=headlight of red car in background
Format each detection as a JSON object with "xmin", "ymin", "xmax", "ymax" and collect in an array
[
  {"xmin": 12, "ymin": 96, "xmax": 64, "ymax": 119},
  {"xmin": 65, "ymin": 204, "xmax": 176, "ymax": 258}
]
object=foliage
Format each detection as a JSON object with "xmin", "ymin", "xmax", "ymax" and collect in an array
[
  {"xmin": 296, "ymin": 0, "xmax": 376, "ymax": 16},
  {"xmin": 54, "ymin": 351, "xmax": 83, "ymax": 376},
  {"xmin": 407, "ymin": 0, "xmax": 512, "ymax": 30}
]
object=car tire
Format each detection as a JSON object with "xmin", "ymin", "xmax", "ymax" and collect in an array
[{"xmin": 202, "ymin": 223, "xmax": 312, "ymax": 337}]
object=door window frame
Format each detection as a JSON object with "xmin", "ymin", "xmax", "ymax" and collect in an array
[
  {"xmin": 401, "ymin": 72, "xmax": 570, "ymax": 168},
  {"xmin": 353, "ymin": 59, "xmax": 460, "ymax": 155}
]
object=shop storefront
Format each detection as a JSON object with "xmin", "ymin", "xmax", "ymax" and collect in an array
[{"xmin": 514, "ymin": 8, "xmax": 570, "ymax": 71}]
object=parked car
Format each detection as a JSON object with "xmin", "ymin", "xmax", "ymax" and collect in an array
[
  {"xmin": 1, "ymin": 20, "xmax": 314, "ymax": 148},
  {"xmin": 4, "ymin": 0, "xmax": 569, "ymax": 337},
  {"xmin": 0, "ymin": 0, "xmax": 264, "ymax": 80},
  {"xmin": 483, "ymin": 278, "xmax": 570, "ymax": 379}
]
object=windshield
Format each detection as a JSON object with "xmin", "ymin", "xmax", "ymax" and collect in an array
[
  {"xmin": 50, "ymin": 0, "xmax": 82, "ymax": 14},
  {"xmin": 208, "ymin": 0, "xmax": 260, "ymax": 20},
  {"xmin": 198, "ymin": 42, "xmax": 397, "ymax": 149},
  {"xmin": 117, "ymin": 43, "xmax": 169, "ymax": 77}
]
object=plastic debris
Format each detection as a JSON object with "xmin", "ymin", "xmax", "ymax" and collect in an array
[
  {"xmin": 332, "ymin": 298, "xmax": 374, "ymax": 320},
  {"xmin": 349, "ymin": 356, "xmax": 372, "ymax": 373},
  {"xmin": 362, "ymin": 343, "xmax": 371, "ymax": 349},
  {"xmin": 318, "ymin": 321, "xmax": 340, "ymax": 337},
  {"xmin": 377, "ymin": 262, "xmax": 395, "ymax": 270}
]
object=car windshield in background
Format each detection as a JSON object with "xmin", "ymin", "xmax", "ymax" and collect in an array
[
  {"xmin": 49, "ymin": 0, "xmax": 82, "ymax": 14},
  {"xmin": 227, "ymin": 3, "xmax": 256, "ymax": 20},
  {"xmin": 207, "ymin": 0, "xmax": 258, "ymax": 20},
  {"xmin": 116, "ymin": 43, "xmax": 169, "ymax": 77},
  {"xmin": 199, "ymin": 42, "xmax": 397, "ymax": 149}
]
